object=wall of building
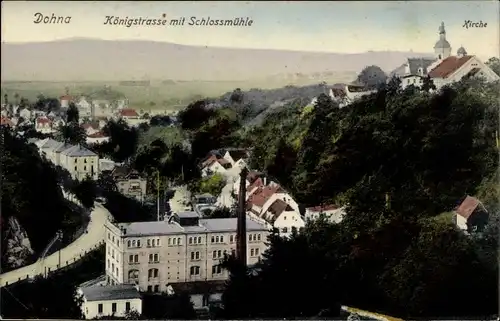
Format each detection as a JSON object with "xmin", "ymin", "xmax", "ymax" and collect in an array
[{"xmin": 82, "ymin": 298, "xmax": 142, "ymax": 319}]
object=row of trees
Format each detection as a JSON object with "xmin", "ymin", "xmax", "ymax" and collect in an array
[{"xmin": 218, "ymin": 77, "xmax": 499, "ymax": 318}]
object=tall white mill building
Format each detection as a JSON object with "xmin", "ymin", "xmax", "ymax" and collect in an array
[{"xmin": 104, "ymin": 212, "xmax": 269, "ymax": 293}]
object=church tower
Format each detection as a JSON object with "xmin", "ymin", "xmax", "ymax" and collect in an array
[{"xmin": 434, "ymin": 22, "xmax": 451, "ymax": 60}]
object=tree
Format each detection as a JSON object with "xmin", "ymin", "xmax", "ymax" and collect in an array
[
  {"xmin": 57, "ymin": 122, "xmax": 86, "ymax": 145},
  {"xmin": 72, "ymin": 177, "xmax": 97, "ymax": 209},
  {"xmin": 230, "ymin": 88, "xmax": 244, "ymax": 104},
  {"xmin": 203, "ymin": 206, "xmax": 234, "ymax": 219},
  {"xmin": 178, "ymin": 100, "xmax": 216, "ymax": 131},
  {"xmin": 197, "ymin": 173, "xmax": 226, "ymax": 196},
  {"xmin": 421, "ymin": 75, "xmax": 437, "ymax": 92},
  {"xmin": 485, "ymin": 57, "xmax": 500, "ymax": 76},
  {"xmin": 66, "ymin": 102, "xmax": 79, "ymax": 123},
  {"xmin": 356, "ymin": 65, "xmax": 388, "ymax": 89},
  {"xmin": 96, "ymin": 171, "xmax": 118, "ymax": 194},
  {"xmin": 101, "ymin": 119, "xmax": 139, "ymax": 162}
]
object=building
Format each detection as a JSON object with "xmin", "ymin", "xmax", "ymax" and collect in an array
[
  {"xmin": 305, "ymin": 205, "xmax": 346, "ymax": 224},
  {"xmin": 60, "ymin": 95, "xmax": 73, "ymax": 109},
  {"xmin": 35, "ymin": 116, "xmax": 54, "ymax": 134},
  {"xmin": 111, "ymin": 166, "xmax": 148, "ymax": 202},
  {"xmin": 390, "ymin": 22, "xmax": 500, "ymax": 90},
  {"xmin": 78, "ymin": 283, "xmax": 142, "ymax": 319},
  {"xmin": 104, "ymin": 213, "xmax": 269, "ymax": 292},
  {"xmin": 117, "ymin": 109, "xmax": 139, "ymax": 120},
  {"xmin": 166, "ymin": 281, "xmax": 225, "ymax": 311},
  {"xmin": 60, "ymin": 144, "xmax": 100, "ymax": 180},
  {"xmin": 86, "ymin": 131, "xmax": 110, "ymax": 145},
  {"xmin": 200, "ymin": 155, "xmax": 232, "ymax": 177},
  {"xmin": 454, "ymin": 195, "xmax": 489, "ymax": 233}
]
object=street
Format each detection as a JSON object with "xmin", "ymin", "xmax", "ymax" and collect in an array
[{"xmin": 0, "ymin": 202, "xmax": 111, "ymax": 287}]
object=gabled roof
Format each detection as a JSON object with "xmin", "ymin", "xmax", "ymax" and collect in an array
[
  {"xmin": 119, "ymin": 109, "xmax": 139, "ymax": 117},
  {"xmin": 223, "ymin": 149, "xmax": 249, "ymax": 162},
  {"xmin": 61, "ymin": 144, "xmax": 97, "ymax": 157},
  {"xmin": 80, "ymin": 284, "xmax": 141, "ymax": 301},
  {"xmin": 36, "ymin": 117, "xmax": 51, "ymax": 124},
  {"xmin": 268, "ymin": 199, "xmax": 294, "ymax": 218},
  {"xmin": 248, "ymin": 185, "xmax": 281, "ymax": 207},
  {"xmin": 428, "ymin": 55, "xmax": 474, "ymax": 79},
  {"xmin": 455, "ymin": 195, "xmax": 484, "ymax": 219},
  {"xmin": 53, "ymin": 142, "xmax": 73, "ymax": 153},
  {"xmin": 59, "ymin": 95, "xmax": 73, "ymax": 101},
  {"xmin": 247, "ymin": 177, "xmax": 264, "ymax": 192}
]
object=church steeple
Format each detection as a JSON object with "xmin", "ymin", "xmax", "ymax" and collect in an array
[{"xmin": 434, "ymin": 22, "xmax": 451, "ymax": 60}]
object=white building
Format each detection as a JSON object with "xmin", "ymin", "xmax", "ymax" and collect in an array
[
  {"xmin": 60, "ymin": 144, "xmax": 100, "ymax": 180},
  {"xmin": 328, "ymin": 84, "xmax": 376, "ymax": 108},
  {"xmin": 305, "ymin": 205, "xmax": 347, "ymax": 224},
  {"xmin": 35, "ymin": 116, "xmax": 54, "ymax": 134},
  {"xmin": 78, "ymin": 283, "xmax": 142, "ymax": 319},
  {"xmin": 60, "ymin": 95, "xmax": 73, "ymax": 109},
  {"xmin": 19, "ymin": 108, "xmax": 32, "ymax": 120},
  {"xmin": 104, "ymin": 212, "xmax": 269, "ymax": 293},
  {"xmin": 200, "ymin": 155, "xmax": 232, "ymax": 177}
]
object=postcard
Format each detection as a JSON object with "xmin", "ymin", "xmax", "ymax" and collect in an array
[{"xmin": 1, "ymin": 1, "xmax": 499, "ymax": 321}]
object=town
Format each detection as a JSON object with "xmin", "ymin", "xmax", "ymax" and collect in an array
[{"xmin": 1, "ymin": 5, "xmax": 499, "ymax": 321}]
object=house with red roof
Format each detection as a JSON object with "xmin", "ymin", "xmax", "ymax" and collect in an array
[
  {"xmin": 59, "ymin": 95, "xmax": 74, "ymax": 108},
  {"xmin": 0, "ymin": 116, "xmax": 14, "ymax": 128},
  {"xmin": 454, "ymin": 195, "xmax": 489, "ymax": 233},
  {"xmin": 117, "ymin": 108, "xmax": 139, "ymax": 120},
  {"xmin": 35, "ymin": 116, "xmax": 54, "ymax": 134},
  {"xmin": 200, "ymin": 155, "xmax": 232, "ymax": 177},
  {"xmin": 305, "ymin": 204, "xmax": 347, "ymax": 224},
  {"xmin": 86, "ymin": 131, "xmax": 110, "ymax": 145},
  {"xmin": 246, "ymin": 184, "xmax": 304, "ymax": 237}
]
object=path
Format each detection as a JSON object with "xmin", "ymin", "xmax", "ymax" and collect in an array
[{"xmin": 0, "ymin": 202, "xmax": 111, "ymax": 287}]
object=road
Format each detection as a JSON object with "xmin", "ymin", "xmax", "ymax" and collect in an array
[{"xmin": 0, "ymin": 203, "xmax": 111, "ymax": 287}]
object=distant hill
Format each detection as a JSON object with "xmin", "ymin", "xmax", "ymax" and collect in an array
[{"xmin": 1, "ymin": 38, "xmax": 433, "ymax": 81}]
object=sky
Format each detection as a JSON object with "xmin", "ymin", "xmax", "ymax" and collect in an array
[{"xmin": 1, "ymin": 1, "xmax": 499, "ymax": 59}]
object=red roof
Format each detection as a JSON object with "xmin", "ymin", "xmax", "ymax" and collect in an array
[
  {"xmin": 247, "ymin": 177, "xmax": 263, "ymax": 192},
  {"xmin": 248, "ymin": 185, "xmax": 281, "ymax": 207},
  {"xmin": 119, "ymin": 109, "xmax": 139, "ymax": 117},
  {"xmin": 1, "ymin": 117, "xmax": 14, "ymax": 127},
  {"xmin": 60, "ymin": 95, "xmax": 73, "ymax": 101},
  {"xmin": 87, "ymin": 131, "xmax": 108, "ymax": 138},
  {"xmin": 82, "ymin": 123, "xmax": 98, "ymax": 130},
  {"xmin": 36, "ymin": 117, "xmax": 51, "ymax": 124},
  {"xmin": 456, "ymin": 196, "xmax": 481, "ymax": 219},
  {"xmin": 306, "ymin": 204, "xmax": 339, "ymax": 212},
  {"xmin": 428, "ymin": 56, "xmax": 473, "ymax": 79}
]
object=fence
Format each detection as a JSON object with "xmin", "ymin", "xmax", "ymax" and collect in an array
[{"xmin": 1, "ymin": 241, "xmax": 105, "ymax": 288}]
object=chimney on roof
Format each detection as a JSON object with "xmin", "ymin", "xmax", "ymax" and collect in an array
[{"xmin": 236, "ymin": 167, "xmax": 248, "ymax": 266}]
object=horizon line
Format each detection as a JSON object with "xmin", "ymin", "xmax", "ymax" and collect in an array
[{"xmin": 2, "ymin": 37, "xmax": 436, "ymax": 56}]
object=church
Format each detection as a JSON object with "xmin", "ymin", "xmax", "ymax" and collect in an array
[{"xmin": 390, "ymin": 22, "xmax": 499, "ymax": 90}]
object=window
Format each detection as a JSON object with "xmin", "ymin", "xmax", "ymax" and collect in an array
[
  {"xmin": 132, "ymin": 240, "xmax": 136, "ymax": 247},
  {"xmin": 157, "ymin": 238, "xmax": 160, "ymax": 246},
  {"xmin": 112, "ymin": 236, "xmax": 115, "ymax": 242},
  {"xmin": 126, "ymin": 302, "xmax": 131, "ymax": 312},
  {"xmin": 154, "ymin": 285, "xmax": 160, "ymax": 292},
  {"xmin": 149, "ymin": 254, "xmax": 153, "ymax": 262},
  {"xmin": 128, "ymin": 269, "xmax": 139, "ymax": 282},
  {"xmin": 257, "ymin": 234, "xmax": 261, "ymax": 241},
  {"xmin": 211, "ymin": 236, "xmax": 215, "ymax": 243},
  {"xmin": 147, "ymin": 239, "xmax": 151, "ymax": 247},
  {"xmin": 129, "ymin": 254, "xmax": 134, "ymax": 263},
  {"xmin": 98, "ymin": 303, "xmax": 103, "ymax": 314},
  {"xmin": 215, "ymin": 236, "xmax": 219, "ymax": 243},
  {"xmin": 212, "ymin": 250, "xmax": 217, "ymax": 259},
  {"xmin": 197, "ymin": 236, "xmax": 202, "ymax": 244},
  {"xmin": 127, "ymin": 240, "xmax": 131, "ymax": 247},
  {"xmin": 112, "ymin": 263, "xmax": 115, "ymax": 271},
  {"xmin": 147, "ymin": 285, "xmax": 153, "ymax": 292},
  {"xmin": 152, "ymin": 239, "xmax": 155, "ymax": 247},
  {"xmin": 75, "ymin": 159, "xmax": 77, "ymax": 163},
  {"xmin": 137, "ymin": 240, "xmax": 141, "ymax": 247},
  {"xmin": 191, "ymin": 251, "xmax": 200, "ymax": 260},
  {"xmin": 282, "ymin": 227, "xmax": 288, "ymax": 233},
  {"xmin": 84, "ymin": 166, "xmax": 87, "ymax": 171},
  {"xmin": 255, "ymin": 248, "xmax": 259, "ymax": 255},
  {"xmin": 133, "ymin": 254, "xmax": 138, "ymax": 263},
  {"xmin": 220, "ymin": 236, "xmax": 224, "ymax": 243},
  {"xmin": 251, "ymin": 249, "xmax": 254, "ymax": 256},
  {"xmin": 190, "ymin": 266, "xmax": 200, "ymax": 275},
  {"xmin": 230, "ymin": 235, "xmax": 234, "ymax": 243},
  {"xmin": 248, "ymin": 234, "xmax": 252, "ymax": 241},
  {"xmin": 168, "ymin": 238, "xmax": 172, "ymax": 245},
  {"xmin": 74, "ymin": 166, "xmax": 77, "ymax": 171},
  {"xmin": 217, "ymin": 250, "xmax": 221, "ymax": 258},
  {"xmin": 154, "ymin": 253, "xmax": 159, "ymax": 262},
  {"xmin": 173, "ymin": 238, "xmax": 177, "ymax": 245},
  {"xmin": 189, "ymin": 237, "xmax": 193, "ymax": 244},
  {"xmin": 107, "ymin": 259, "xmax": 110, "ymax": 267},
  {"xmin": 177, "ymin": 237, "xmax": 181, "ymax": 245},
  {"xmin": 84, "ymin": 158, "xmax": 87, "ymax": 164},
  {"xmin": 148, "ymin": 268, "xmax": 159, "ymax": 278},
  {"xmin": 212, "ymin": 264, "xmax": 222, "ymax": 275},
  {"xmin": 112, "ymin": 303, "xmax": 117, "ymax": 313}
]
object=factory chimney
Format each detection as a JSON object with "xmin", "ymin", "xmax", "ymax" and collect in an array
[{"xmin": 236, "ymin": 167, "xmax": 248, "ymax": 266}]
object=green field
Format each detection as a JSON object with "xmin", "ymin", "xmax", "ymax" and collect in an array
[{"xmin": 1, "ymin": 73, "xmax": 356, "ymax": 112}]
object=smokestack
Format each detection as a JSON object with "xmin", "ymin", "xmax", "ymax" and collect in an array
[{"xmin": 236, "ymin": 167, "xmax": 248, "ymax": 266}]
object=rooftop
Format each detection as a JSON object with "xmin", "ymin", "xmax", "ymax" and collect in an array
[
  {"xmin": 80, "ymin": 284, "xmax": 141, "ymax": 302},
  {"xmin": 117, "ymin": 217, "xmax": 268, "ymax": 237},
  {"xmin": 61, "ymin": 144, "xmax": 97, "ymax": 157}
]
